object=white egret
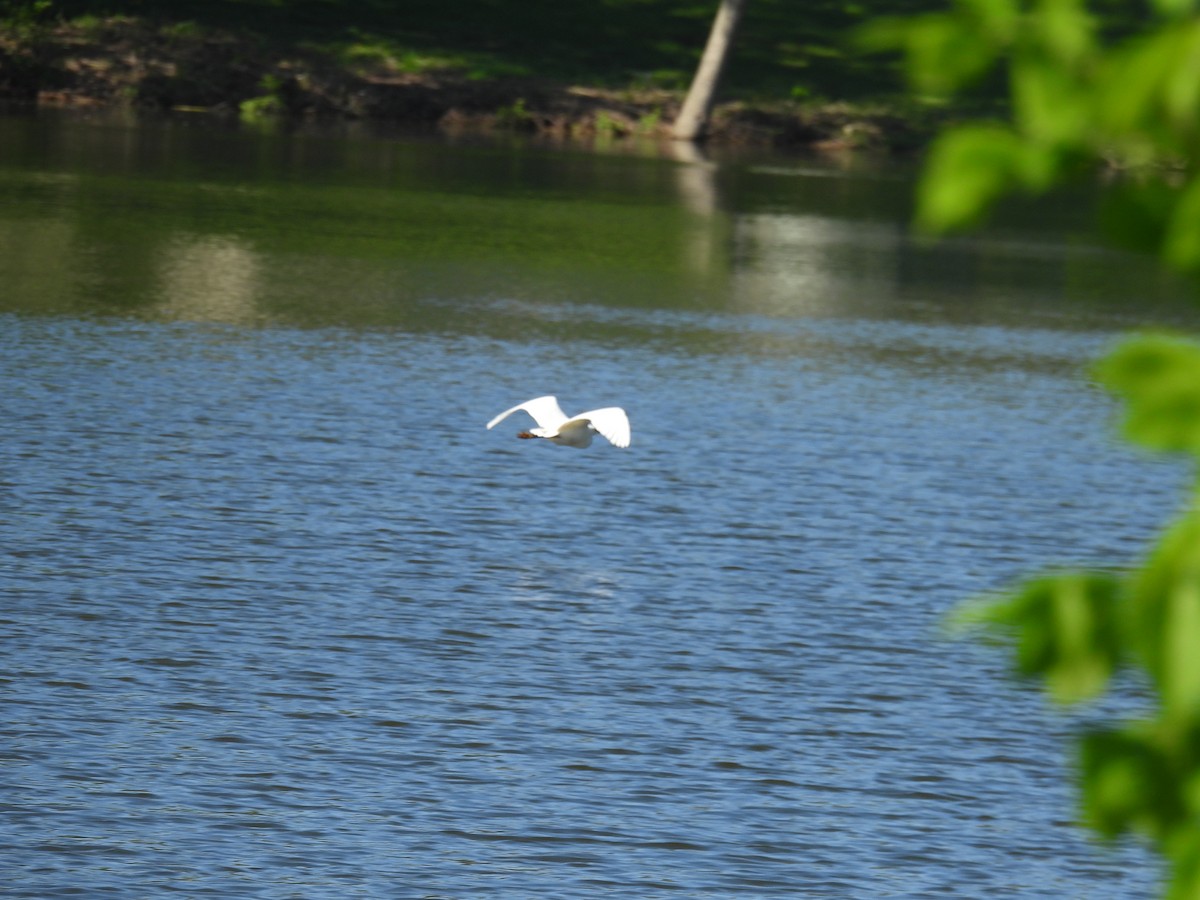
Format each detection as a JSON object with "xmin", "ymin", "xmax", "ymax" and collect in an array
[{"xmin": 486, "ymin": 395, "xmax": 631, "ymax": 449}]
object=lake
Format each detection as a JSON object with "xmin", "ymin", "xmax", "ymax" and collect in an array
[{"xmin": 3, "ymin": 111, "xmax": 1197, "ymax": 898}]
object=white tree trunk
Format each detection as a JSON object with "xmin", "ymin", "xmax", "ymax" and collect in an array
[{"xmin": 672, "ymin": 0, "xmax": 748, "ymax": 142}]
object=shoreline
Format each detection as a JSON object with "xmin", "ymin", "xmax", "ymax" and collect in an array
[{"xmin": 1, "ymin": 15, "xmax": 932, "ymax": 155}]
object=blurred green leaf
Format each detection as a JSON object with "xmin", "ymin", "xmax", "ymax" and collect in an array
[
  {"xmin": 916, "ymin": 125, "xmax": 1022, "ymax": 231},
  {"xmin": 1098, "ymin": 32, "xmax": 1175, "ymax": 139},
  {"xmin": 907, "ymin": 16, "xmax": 999, "ymax": 95},
  {"xmin": 1151, "ymin": 0, "xmax": 1200, "ymax": 18},
  {"xmin": 1165, "ymin": 826, "xmax": 1200, "ymax": 900},
  {"xmin": 1010, "ymin": 56, "xmax": 1089, "ymax": 144},
  {"xmin": 1098, "ymin": 179, "xmax": 1175, "ymax": 256},
  {"xmin": 857, "ymin": 0, "xmax": 1017, "ymax": 96},
  {"xmin": 903, "ymin": 0, "xmax": 1200, "ymax": 888},
  {"xmin": 959, "ymin": 0, "xmax": 1023, "ymax": 44},
  {"xmin": 1095, "ymin": 335, "xmax": 1200, "ymax": 453},
  {"xmin": 1080, "ymin": 725, "xmax": 1177, "ymax": 838},
  {"xmin": 916, "ymin": 122, "xmax": 1073, "ymax": 231},
  {"xmin": 1163, "ymin": 23, "xmax": 1200, "ymax": 128},
  {"xmin": 1130, "ymin": 511, "xmax": 1200, "ymax": 717},
  {"xmin": 1163, "ymin": 176, "xmax": 1200, "ymax": 272},
  {"xmin": 1096, "ymin": 22, "xmax": 1200, "ymax": 160},
  {"xmin": 1029, "ymin": 0, "xmax": 1096, "ymax": 66},
  {"xmin": 1084, "ymin": 721, "xmax": 1200, "ymax": 898},
  {"xmin": 950, "ymin": 572, "xmax": 1123, "ymax": 703}
]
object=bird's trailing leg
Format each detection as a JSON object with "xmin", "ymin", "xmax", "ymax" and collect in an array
[{"xmin": 517, "ymin": 431, "xmax": 539, "ymax": 439}]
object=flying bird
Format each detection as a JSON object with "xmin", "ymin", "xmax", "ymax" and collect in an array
[{"xmin": 486, "ymin": 396, "xmax": 631, "ymax": 449}]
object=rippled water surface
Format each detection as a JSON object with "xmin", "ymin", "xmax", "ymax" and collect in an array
[{"xmin": 3, "ymin": 113, "xmax": 1198, "ymax": 897}]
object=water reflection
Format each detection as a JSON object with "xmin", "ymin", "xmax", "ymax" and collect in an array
[
  {"xmin": 730, "ymin": 213, "xmax": 902, "ymax": 318},
  {"xmin": 667, "ymin": 140, "xmax": 727, "ymax": 279},
  {"xmin": 0, "ymin": 112, "xmax": 1195, "ymax": 334},
  {"xmin": 158, "ymin": 233, "xmax": 261, "ymax": 324},
  {"xmin": 0, "ymin": 215, "xmax": 77, "ymax": 304}
]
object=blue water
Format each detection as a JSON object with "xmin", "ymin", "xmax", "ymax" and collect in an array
[
  {"xmin": 1, "ymin": 304, "xmax": 1181, "ymax": 898},
  {"xmin": 2, "ymin": 115, "xmax": 1194, "ymax": 897}
]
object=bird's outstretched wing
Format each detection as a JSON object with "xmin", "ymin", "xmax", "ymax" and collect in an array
[
  {"xmin": 486, "ymin": 396, "xmax": 568, "ymax": 431},
  {"xmin": 575, "ymin": 407, "xmax": 631, "ymax": 448}
]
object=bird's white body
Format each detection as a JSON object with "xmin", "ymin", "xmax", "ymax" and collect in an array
[{"xmin": 486, "ymin": 395, "xmax": 631, "ymax": 449}]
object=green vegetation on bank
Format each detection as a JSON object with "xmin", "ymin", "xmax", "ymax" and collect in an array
[
  {"xmin": 0, "ymin": 0, "xmax": 996, "ymax": 148},
  {"xmin": 16, "ymin": 0, "xmax": 921, "ymax": 99},
  {"xmin": 0, "ymin": 0, "xmax": 1166, "ymax": 147}
]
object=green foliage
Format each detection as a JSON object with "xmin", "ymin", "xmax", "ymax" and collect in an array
[
  {"xmin": 953, "ymin": 332, "xmax": 1200, "ymax": 897},
  {"xmin": 494, "ymin": 98, "xmax": 534, "ymax": 130},
  {"xmin": 1, "ymin": 0, "xmax": 55, "ymax": 93},
  {"xmin": 859, "ymin": 0, "xmax": 1021, "ymax": 96},
  {"xmin": 238, "ymin": 93, "xmax": 281, "ymax": 121},
  {"xmin": 594, "ymin": 110, "xmax": 620, "ymax": 139},
  {"xmin": 2, "ymin": 0, "xmax": 54, "ymax": 39},
  {"xmin": 950, "ymin": 572, "xmax": 1124, "ymax": 702},
  {"xmin": 238, "ymin": 74, "xmax": 284, "ymax": 121},
  {"xmin": 636, "ymin": 108, "xmax": 663, "ymax": 134},
  {"xmin": 1096, "ymin": 335, "xmax": 1200, "ymax": 455},
  {"xmin": 42, "ymin": 0, "xmax": 989, "ymax": 104},
  {"xmin": 866, "ymin": 0, "xmax": 1200, "ymax": 275},
  {"xmin": 162, "ymin": 19, "xmax": 202, "ymax": 40},
  {"xmin": 874, "ymin": 2, "xmax": 1200, "ymax": 895}
]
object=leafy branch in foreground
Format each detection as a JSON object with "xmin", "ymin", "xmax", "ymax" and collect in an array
[
  {"xmin": 951, "ymin": 335, "xmax": 1200, "ymax": 897},
  {"xmin": 866, "ymin": 1, "xmax": 1200, "ymax": 896},
  {"xmin": 863, "ymin": 0, "xmax": 1200, "ymax": 269}
]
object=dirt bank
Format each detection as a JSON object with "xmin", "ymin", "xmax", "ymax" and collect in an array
[{"xmin": 0, "ymin": 15, "xmax": 925, "ymax": 153}]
